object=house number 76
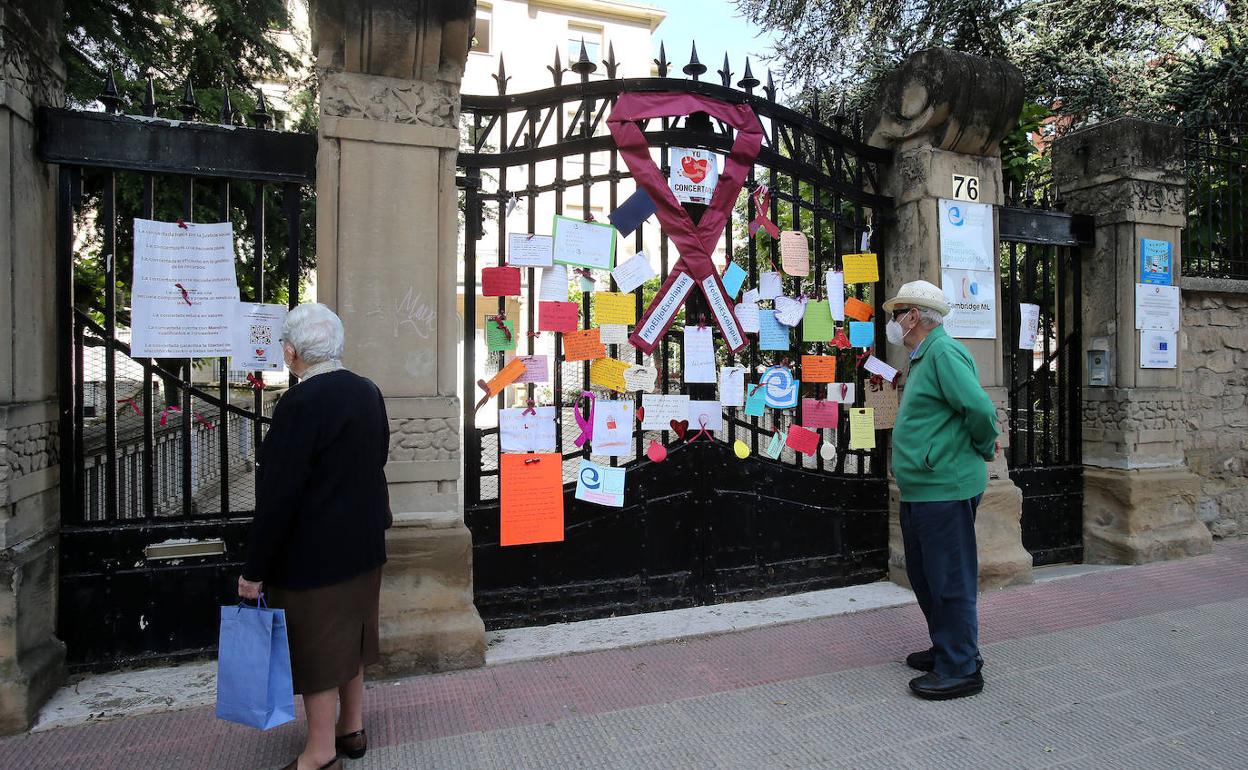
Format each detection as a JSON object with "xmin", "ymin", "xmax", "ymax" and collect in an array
[{"xmin": 952, "ymin": 173, "xmax": 980, "ymax": 202}]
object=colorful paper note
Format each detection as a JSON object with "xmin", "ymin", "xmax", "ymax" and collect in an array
[
  {"xmin": 689, "ymin": 400, "xmax": 723, "ymax": 432},
  {"xmin": 595, "ymin": 292, "xmax": 636, "ymax": 325},
  {"xmin": 826, "ymin": 382, "xmax": 856, "ymax": 403},
  {"xmin": 864, "ymin": 383, "xmax": 900, "ymax": 429},
  {"xmin": 764, "ymin": 431, "xmax": 786, "ymax": 459},
  {"xmin": 844, "ymin": 296, "xmax": 874, "ymax": 322},
  {"xmin": 480, "ymin": 358, "xmax": 527, "ymax": 400},
  {"xmin": 779, "ymin": 231, "xmax": 810, "ymax": 276},
  {"xmin": 802, "ymin": 300, "xmax": 835, "ymax": 342},
  {"xmin": 683, "ymin": 326, "xmax": 716, "ymax": 383},
  {"xmin": 482, "ymin": 266, "xmax": 521, "ymax": 297},
  {"xmin": 863, "ymin": 355, "xmax": 899, "ymax": 382},
  {"xmin": 849, "ymin": 321, "xmax": 874, "ymax": 348},
  {"xmin": 786, "ymin": 424, "xmax": 819, "ymax": 456},
  {"xmin": 608, "ymin": 188, "xmax": 656, "ymax": 237},
  {"xmin": 611, "ymin": 251, "xmax": 656, "ymax": 293},
  {"xmin": 801, "ymin": 355, "xmax": 838, "ymax": 383},
  {"xmin": 842, "ymin": 253, "xmax": 879, "ymax": 284},
  {"xmin": 623, "ymin": 364, "xmax": 657, "ymax": 392},
  {"xmin": 500, "ymin": 453, "xmax": 564, "ymax": 546},
  {"xmin": 486, "ymin": 318, "xmax": 516, "ymax": 352},
  {"xmin": 745, "ymin": 385, "xmax": 767, "ymax": 417},
  {"xmin": 563, "ymin": 328, "xmax": 605, "ymax": 361},
  {"xmin": 758, "ymin": 309, "xmax": 790, "ymax": 350},
  {"xmin": 591, "ymin": 400, "xmax": 634, "ymax": 455},
  {"xmin": 719, "ymin": 366, "xmax": 745, "ymax": 407},
  {"xmin": 507, "ymin": 234, "xmax": 553, "ymax": 267},
  {"xmin": 538, "ymin": 301, "xmax": 579, "ymax": 333},
  {"xmin": 761, "ymin": 365, "xmax": 799, "ymax": 408},
  {"xmin": 552, "ymin": 215, "xmax": 617, "ymax": 269},
  {"xmin": 499, "ymin": 406, "xmax": 557, "ymax": 453},
  {"xmin": 515, "ymin": 354, "xmax": 549, "ymax": 383},
  {"xmin": 849, "ymin": 408, "xmax": 876, "ymax": 449},
  {"xmin": 721, "ymin": 262, "xmax": 747, "ymax": 300},
  {"xmin": 589, "ymin": 357, "xmax": 631, "ymax": 393},
  {"xmin": 827, "ymin": 271, "xmax": 845, "ymax": 320},
  {"xmin": 575, "ymin": 459, "xmax": 626, "ymax": 506},
  {"xmin": 539, "ymin": 264, "xmax": 570, "ymax": 302},
  {"xmin": 599, "ymin": 324, "xmax": 629, "ymax": 345},
  {"xmin": 774, "ymin": 296, "xmax": 807, "ymax": 327},
  {"xmin": 801, "ymin": 399, "xmax": 839, "ymax": 429},
  {"xmin": 759, "ymin": 271, "xmax": 783, "ymax": 299},
  {"xmin": 641, "ymin": 394, "xmax": 689, "ymax": 431}
]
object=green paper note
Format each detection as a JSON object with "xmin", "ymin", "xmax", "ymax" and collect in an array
[
  {"xmin": 486, "ymin": 319, "xmax": 516, "ymax": 352},
  {"xmin": 802, "ymin": 300, "xmax": 835, "ymax": 342},
  {"xmin": 764, "ymin": 431, "xmax": 786, "ymax": 459}
]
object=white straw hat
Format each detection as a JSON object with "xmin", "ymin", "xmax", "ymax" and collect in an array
[{"xmin": 882, "ymin": 279, "xmax": 951, "ymax": 316}]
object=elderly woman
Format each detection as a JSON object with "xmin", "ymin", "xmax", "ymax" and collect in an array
[{"xmin": 238, "ymin": 303, "xmax": 390, "ymax": 770}]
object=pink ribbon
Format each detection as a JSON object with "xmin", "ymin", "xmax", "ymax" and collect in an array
[
  {"xmin": 688, "ymin": 414, "xmax": 712, "ymax": 442},
  {"xmin": 117, "ymin": 395, "xmax": 141, "ymax": 415},
  {"xmin": 573, "ymin": 390, "xmax": 596, "ymax": 447},
  {"xmin": 522, "ymin": 399, "xmax": 536, "ymax": 416},
  {"xmin": 158, "ymin": 404, "xmax": 181, "ymax": 426},
  {"xmin": 174, "ymin": 283, "xmax": 192, "ymax": 306},
  {"xmin": 750, "ymin": 185, "xmax": 780, "ymax": 239},
  {"xmin": 607, "ymin": 93, "xmax": 763, "ymax": 355},
  {"xmin": 193, "ymin": 411, "xmax": 216, "ymax": 429}
]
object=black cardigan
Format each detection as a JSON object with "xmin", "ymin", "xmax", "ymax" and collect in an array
[{"xmin": 244, "ymin": 369, "xmax": 390, "ymax": 589}]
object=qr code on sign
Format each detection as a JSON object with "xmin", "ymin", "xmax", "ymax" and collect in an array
[{"xmin": 249, "ymin": 324, "xmax": 272, "ymax": 345}]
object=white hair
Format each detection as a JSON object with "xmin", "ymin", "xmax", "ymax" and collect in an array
[
  {"xmin": 282, "ymin": 303, "xmax": 344, "ymax": 364},
  {"xmin": 916, "ymin": 307, "xmax": 944, "ymax": 327}
]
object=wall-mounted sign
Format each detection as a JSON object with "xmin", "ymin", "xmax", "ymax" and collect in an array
[
  {"xmin": 938, "ymin": 199, "xmax": 994, "ymax": 272},
  {"xmin": 1140, "ymin": 330, "xmax": 1178, "ymax": 369},
  {"xmin": 1140, "ymin": 238, "xmax": 1174, "ymax": 285},
  {"xmin": 951, "ymin": 173, "xmax": 980, "ymax": 202}
]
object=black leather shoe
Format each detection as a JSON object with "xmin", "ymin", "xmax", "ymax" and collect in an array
[
  {"xmin": 906, "ymin": 649, "xmax": 984, "ymax": 673},
  {"xmin": 908, "ymin": 671, "xmax": 984, "ymax": 700}
]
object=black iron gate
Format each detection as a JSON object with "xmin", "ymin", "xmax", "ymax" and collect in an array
[
  {"xmin": 40, "ymin": 77, "xmax": 315, "ymax": 670},
  {"xmin": 459, "ymin": 46, "xmax": 895, "ymax": 630},
  {"xmin": 999, "ymin": 203, "xmax": 1091, "ymax": 566}
]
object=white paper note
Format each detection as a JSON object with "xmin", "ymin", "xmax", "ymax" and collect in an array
[
  {"xmin": 759, "ymin": 271, "xmax": 783, "ymax": 299},
  {"xmin": 688, "ymin": 400, "xmax": 723, "ymax": 432},
  {"xmin": 599, "ymin": 324, "xmax": 629, "ymax": 345},
  {"xmin": 774, "ymin": 296, "xmax": 806, "ymax": 327},
  {"xmin": 507, "ymin": 233, "xmax": 554, "ymax": 267},
  {"xmin": 826, "ymin": 383, "xmax": 856, "ymax": 403},
  {"xmin": 552, "ymin": 215, "xmax": 616, "ymax": 270},
  {"xmin": 499, "ymin": 406, "xmax": 557, "ymax": 453},
  {"xmin": 719, "ymin": 366, "xmax": 745, "ymax": 407},
  {"xmin": 611, "ymin": 251, "xmax": 657, "ymax": 293},
  {"xmin": 1018, "ymin": 303, "xmax": 1040, "ymax": 350},
  {"xmin": 683, "ymin": 326, "xmax": 716, "ymax": 383},
  {"xmin": 538, "ymin": 264, "xmax": 570, "ymax": 302},
  {"xmin": 591, "ymin": 400, "xmax": 634, "ymax": 456},
  {"xmin": 623, "ymin": 364, "xmax": 658, "ymax": 392},
  {"xmin": 863, "ymin": 355, "xmax": 899, "ymax": 383},
  {"xmin": 641, "ymin": 394, "xmax": 689, "ymax": 431},
  {"xmin": 826, "ymin": 271, "xmax": 845, "ymax": 320},
  {"xmin": 736, "ymin": 302, "xmax": 760, "ymax": 333}
]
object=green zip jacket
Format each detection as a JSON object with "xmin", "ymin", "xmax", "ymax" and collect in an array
[{"xmin": 892, "ymin": 325, "xmax": 1000, "ymax": 503}]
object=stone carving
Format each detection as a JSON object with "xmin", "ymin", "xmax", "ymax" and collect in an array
[
  {"xmin": 865, "ymin": 48, "xmax": 1023, "ymax": 155},
  {"xmin": 0, "ymin": 3, "xmax": 66, "ymax": 110},
  {"xmin": 322, "ymin": 71, "xmax": 458, "ymax": 127},
  {"xmin": 1060, "ymin": 181, "xmax": 1186, "ymax": 219},
  {"xmin": 388, "ymin": 417, "xmax": 458, "ymax": 462}
]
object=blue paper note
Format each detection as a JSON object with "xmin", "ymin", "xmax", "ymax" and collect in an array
[
  {"xmin": 760, "ymin": 365, "xmax": 799, "ymax": 409},
  {"xmin": 721, "ymin": 262, "xmax": 747, "ymax": 300},
  {"xmin": 759, "ymin": 309, "xmax": 790, "ymax": 350},
  {"xmin": 608, "ymin": 188, "xmax": 657, "ymax": 237},
  {"xmin": 575, "ymin": 459, "xmax": 626, "ymax": 507},
  {"xmin": 849, "ymin": 321, "xmax": 874, "ymax": 348},
  {"xmin": 745, "ymin": 385, "xmax": 767, "ymax": 417}
]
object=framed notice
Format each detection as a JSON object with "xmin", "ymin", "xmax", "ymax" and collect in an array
[{"xmin": 1140, "ymin": 239, "xmax": 1173, "ymax": 285}]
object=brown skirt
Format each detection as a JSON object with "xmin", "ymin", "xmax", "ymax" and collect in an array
[{"xmin": 267, "ymin": 567, "xmax": 382, "ymax": 695}]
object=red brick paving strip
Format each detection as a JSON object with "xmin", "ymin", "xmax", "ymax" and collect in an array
[{"xmin": 2, "ymin": 542, "xmax": 1245, "ymax": 769}]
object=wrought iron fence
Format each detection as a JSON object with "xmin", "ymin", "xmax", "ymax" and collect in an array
[{"xmin": 1183, "ymin": 110, "xmax": 1248, "ymax": 280}]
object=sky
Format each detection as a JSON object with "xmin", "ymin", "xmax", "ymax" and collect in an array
[{"xmin": 646, "ymin": 0, "xmax": 783, "ymax": 88}]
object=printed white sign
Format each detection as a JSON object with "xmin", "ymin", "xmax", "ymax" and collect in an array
[
  {"xmin": 1134, "ymin": 283, "xmax": 1180, "ymax": 332},
  {"xmin": 938, "ymin": 199, "xmax": 994, "ymax": 272},
  {"xmin": 942, "ymin": 267, "xmax": 997, "ymax": 339},
  {"xmin": 1018, "ymin": 303, "xmax": 1040, "ymax": 350},
  {"xmin": 1139, "ymin": 330, "xmax": 1178, "ymax": 369},
  {"xmin": 669, "ymin": 147, "xmax": 720, "ymax": 204},
  {"xmin": 231, "ymin": 302, "xmax": 287, "ymax": 371}
]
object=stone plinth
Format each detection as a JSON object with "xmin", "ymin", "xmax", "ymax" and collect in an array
[{"xmin": 309, "ymin": 0, "xmax": 484, "ymax": 675}]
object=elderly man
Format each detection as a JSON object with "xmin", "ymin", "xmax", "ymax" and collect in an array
[{"xmin": 884, "ymin": 280, "xmax": 1000, "ymax": 701}]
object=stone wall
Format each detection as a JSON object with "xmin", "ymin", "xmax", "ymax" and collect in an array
[
  {"xmin": 388, "ymin": 417, "xmax": 458, "ymax": 463},
  {"xmin": 1181, "ymin": 281, "xmax": 1248, "ymax": 539}
]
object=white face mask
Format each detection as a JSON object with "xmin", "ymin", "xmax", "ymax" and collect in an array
[{"xmin": 886, "ymin": 309, "xmax": 914, "ymax": 346}]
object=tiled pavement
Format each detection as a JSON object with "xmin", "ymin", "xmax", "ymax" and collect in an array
[{"xmin": 4, "ymin": 541, "xmax": 1247, "ymax": 769}]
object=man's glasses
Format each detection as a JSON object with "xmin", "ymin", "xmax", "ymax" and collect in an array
[{"xmin": 891, "ymin": 307, "xmax": 914, "ymax": 320}]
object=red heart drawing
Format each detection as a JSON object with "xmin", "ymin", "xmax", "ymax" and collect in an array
[
  {"xmin": 681, "ymin": 155, "xmax": 708, "ymax": 184},
  {"xmin": 255, "ymin": 348, "xmax": 266, "ymax": 357},
  {"xmin": 670, "ymin": 419, "xmax": 689, "ymax": 439},
  {"xmin": 636, "ymin": 407, "xmax": 645, "ymax": 423},
  {"xmin": 646, "ymin": 440, "xmax": 667, "ymax": 463}
]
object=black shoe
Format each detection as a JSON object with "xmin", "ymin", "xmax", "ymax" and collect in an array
[
  {"xmin": 908, "ymin": 671, "xmax": 984, "ymax": 700},
  {"xmin": 905, "ymin": 649, "xmax": 984, "ymax": 673}
]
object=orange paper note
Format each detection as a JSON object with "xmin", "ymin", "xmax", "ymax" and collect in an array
[
  {"xmin": 500, "ymin": 453, "xmax": 565, "ymax": 546},
  {"xmin": 482, "ymin": 357, "xmax": 527, "ymax": 399},
  {"xmin": 844, "ymin": 296, "xmax": 874, "ymax": 322},
  {"xmin": 801, "ymin": 355, "xmax": 838, "ymax": 383},
  {"xmin": 563, "ymin": 328, "xmax": 605, "ymax": 361}
]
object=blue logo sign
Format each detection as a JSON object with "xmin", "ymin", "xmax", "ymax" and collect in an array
[
  {"xmin": 761, "ymin": 365, "xmax": 798, "ymax": 409},
  {"xmin": 947, "ymin": 205, "xmax": 965, "ymax": 227}
]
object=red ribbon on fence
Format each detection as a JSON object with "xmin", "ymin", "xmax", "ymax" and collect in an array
[
  {"xmin": 522, "ymin": 399, "xmax": 536, "ymax": 416},
  {"xmin": 607, "ymin": 92, "xmax": 763, "ymax": 355},
  {"xmin": 749, "ymin": 185, "xmax": 780, "ymax": 239},
  {"xmin": 687, "ymin": 414, "xmax": 712, "ymax": 442},
  {"xmin": 173, "ymin": 283, "xmax": 193, "ymax": 306},
  {"xmin": 192, "ymin": 411, "xmax": 216, "ymax": 429},
  {"xmin": 158, "ymin": 404, "xmax": 181, "ymax": 426},
  {"xmin": 117, "ymin": 395, "xmax": 141, "ymax": 415},
  {"xmin": 489, "ymin": 313, "xmax": 512, "ymax": 342},
  {"xmin": 246, "ymin": 373, "xmax": 266, "ymax": 390}
]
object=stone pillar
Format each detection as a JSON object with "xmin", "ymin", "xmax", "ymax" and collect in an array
[
  {"xmin": 867, "ymin": 48, "xmax": 1033, "ymax": 590},
  {"xmin": 1053, "ymin": 118, "xmax": 1213, "ymax": 563},
  {"xmin": 309, "ymin": 0, "xmax": 484, "ymax": 673},
  {"xmin": 0, "ymin": 0, "xmax": 69, "ymax": 733}
]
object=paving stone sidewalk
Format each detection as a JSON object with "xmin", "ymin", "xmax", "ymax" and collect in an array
[{"xmin": 3, "ymin": 541, "xmax": 1247, "ymax": 769}]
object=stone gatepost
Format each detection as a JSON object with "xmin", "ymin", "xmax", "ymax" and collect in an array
[
  {"xmin": 1053, "ymin": 118, "xmax": 1213, "ymax": 563},
  {"xmin": 308, "ymin": 0, "xmax": 485, "ymax": 673},
  {"xmin": 0, "ymin": 0, "xmax": 69, "ymax": 732},
  {"xmin": 867, "ymin": 48, "xmax": 1033, "ymax": 590}
]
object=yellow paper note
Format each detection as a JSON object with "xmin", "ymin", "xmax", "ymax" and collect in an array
[
  {"xmin": 849, "ymin": 407, "xmax": 876, "ymax": 449},
  {"xmin": 842, "ymin": 253, "xmax": 879, "ymax": 284},
  {"xmin": 594, "ymin": 291, "xmax": 637, "ymax": 325},
  {"xmin": 589, "ymin": 357, "xmax": 630, "ymax": 393}
]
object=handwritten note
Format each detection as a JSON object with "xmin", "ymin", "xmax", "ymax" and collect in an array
[
  {"xmin": 745, "ymin": 384, "xmax": 767, "ymax": 416},
  {"xmin": 758, "ymin": 309, "xmax": 790, "ymax": 350},
  {"xmin": 552, "ymin": 215, "xmax": 616, "ymax": 269},
  {"xmin": 500, "ymin": 453, "xmax": 564, "ymax": 546},
  {"xmin": 786, "ymin": 424, "xmax": 819, "ymax": 455},
  {"xmin": 589, "ymin": 357, "xmax": 630, "ymax": 393},
  {"xmin": 826, "ymin": 382, "xmax": 856, "ymax": 403},
  {"xmin": 482, "ymin": 266, "xmax": 521, "ymax": 297},
  {"xmin": 801, "ymin": 355, "xmax": 838, "ymax": 383},
  {"xmin": 539, "ymin": 264, "xmax": 570, "ymax": 302},
  {"xmin": 563, "ymin": 328, "xmax": 605, "ymax": 361},
  {"xmin": 764, "ymin": 431, "xmax": 786, "ymax": 459},
  {"xmin": 599, "ymin": 324, "xmax": 629, "ymax": 345},
  {"xmin": 779, "ymin": 231, "xmax": 810, "ymax": 276},
  {"xmin": 591, "ymin": 400, "xmax": 634, "ymax": 456},
  {"xmin": 682, "ymin": 326, "xmax": 716, "ymax": 383},
  {"xmin": 802, "ymin": 300, "xmax": 835, "ymax": 342},
  {"xmin": 774, "ymin": 296, "xmax": 806, "ymax": 327},
  {"xmin": 849, "ymin": 408, "xmax": 876, "ymax": 449},
  {"xmin": 722, "ymin": 262, "xmax": 747, "ymax": 299},
  {"xmin": 507, "ymin": 233, "xmax": 553, "ymax": 267},
  {"xmin": 719, "ymin": 366, "xmax": 745, "ymax": 407},
  {"xmin": 611, "ymin": 251, "xmax": 656, "ymax": 293},
  {"xmin": 486, "ymin": 318, "xmax": 516, "ymax": 352},
  {"xmin": 736, "ymin": 301, "xmax": 760, "ymax": 334},
  {"xmin": 863, "ymin": 355, "xmax": 899, "ymax": 383},
  {"xmin": 844, "ymin": 296, "xmax": 874, "ymax": 322},
  {"xmin": 500, "ymin": 406, "xmax": 557, "ymax": 452},
  {"xmin": 842, "ymin": 253, "xmax": 879, "ymax": 284},
  {"xmin": 595, "ymin": 292, "xmax": 636, "ymax": 325},
  {"xmin": 801, "ymin": 399, "xmax": 839, "ymax": 429},
  {"xmin": 515, "ymin": 354, "xmax": 549, "ymax": 383},
  {"xmin": 759, "ymin": 271, "xmax": 783, "ymax": 299},
  {"xmin": 623, "ymin": 364, "xmax": 658, "ymax": 392},
  {"xmin": 849, "ymin": 321, "xmax": 874, "ymax": 348},
  {"xmin": 538, "ymin": 301, "xmax": 579, "ymax": 333},
  {"xmin": 641, "ymin": 394, "xmax": 689, "ymax": 431},
  {"xmin": 865, "ymin": 383, "xmax": 899, "ymax": 429},
  {"xmin": 827, "ymin": 271, "xmax": 845, "ymax": 320},
  {"xmin": 575, "ymin": 459, "xmax": 625, "ymax": 507}
]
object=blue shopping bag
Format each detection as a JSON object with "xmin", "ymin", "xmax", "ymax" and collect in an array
[{"xmin": 215, "ymin": 597, "xmax": 296, "ymax": 730}]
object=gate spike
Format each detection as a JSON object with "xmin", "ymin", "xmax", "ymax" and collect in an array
[
  {"xmin": 177, "ymin": 77, "xmax": 200, "ymax": 120},
  {"xmin": 141, "ymin": 73, "xmax": 157, "ymax": 117},
  {"xmin": 683, "ymin": 42, "xmax": 707, "ymax": 79},
  {"xmin": 603, "ymin": 41, "xmax": 619, "ymax": 79},
  {"xmin": 492, "ymin": 55, "xmax": 511, "ymax": 95},
  {"xmin": 250, "ymin": 89, "xmax": 272, "ymax": 129},
  {"xmin": 763, "ymin": 70, "xmax": 777, "ymax": 101},
  {"xmin": 833, "ymin": 92, "xmax": 848, "ymax": 128},
  {"xmin": 737, "ymin": 57, "xmax": 759, "ymax": 91},
  {"xmin": 570, "ymin": 38, "xmax": 597, "ymax": 77},
  {"xmin": 547, "ymin": 48, "xmax": 564, "ymax": 86},
  {"xmin": 99, "ymin": 67, "xmax": 123, "ymax": 114},
  {"xmin": 219, "ymin": 78, "xmax": 235, "ymax": 124},
  {"xmin": 654, "ymin": 41, "xmax": 670, "ymax": 77},
  {"xmin": 717, "ymin": 53, "xmax": 732, "ymax": 87}
]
